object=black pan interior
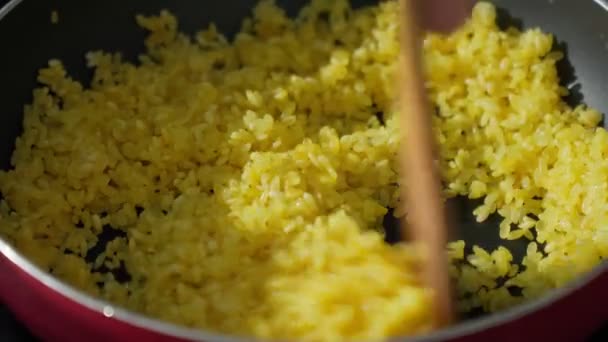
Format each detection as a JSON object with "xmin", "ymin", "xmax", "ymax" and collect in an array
[{"xmin": 1, "ymin": 0, "xmax": 608, "ymax": 324}]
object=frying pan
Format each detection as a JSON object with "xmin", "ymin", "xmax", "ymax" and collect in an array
[{"xmin": 1, "ymin": 0, "xmax": 608, "ymax": 341}]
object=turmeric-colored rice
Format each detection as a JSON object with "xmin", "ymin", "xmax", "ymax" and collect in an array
[{"xmin": 0, "ymin": 1, "xmax": 606, "ymax": 340}]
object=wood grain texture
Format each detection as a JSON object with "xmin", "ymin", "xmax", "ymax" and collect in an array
[{"xmin": 397, "ymin": 0, "xmax": 453, "ymax": 328}]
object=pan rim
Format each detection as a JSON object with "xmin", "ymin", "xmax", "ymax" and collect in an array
[
  {"xmin": 2, "ymin": 236, "xmax": 607, "ymax": 342},
  {"xmin": 0, "ymin": 0, "xmax": 607, "ymax": 341},
  {"xmin": 0, "ymin": 0, "xmax": 21, "ymax": 22}
]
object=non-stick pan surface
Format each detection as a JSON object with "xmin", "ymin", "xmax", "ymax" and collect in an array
[{"xmin": 0, "ymin": 0, "xmax": 607, "ymax": 341}]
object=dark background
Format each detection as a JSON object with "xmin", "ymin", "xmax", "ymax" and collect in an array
[
  {"xmin": 0, "ymin": 306, "xmax": 36, "ymax": 341},
  {"xmin": 0, "ymin": 0, "xmax": 46, "ymax": 338}
]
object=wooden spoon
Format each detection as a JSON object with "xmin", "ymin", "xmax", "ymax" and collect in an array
[{"xmin": 397, "ymin": 0, "xmax": 454, "ymax": 328}]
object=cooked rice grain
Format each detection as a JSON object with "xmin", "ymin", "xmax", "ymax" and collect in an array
[{"xmin": 0, "ymin": 1, "xmax": 606, "ymax": 341}]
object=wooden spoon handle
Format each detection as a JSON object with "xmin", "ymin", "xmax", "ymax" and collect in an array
[{"xmin": 398, "ymin": 0, "xmax": 453, "ymax": 328}]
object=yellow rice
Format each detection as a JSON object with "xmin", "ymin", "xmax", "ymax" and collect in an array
[
  {"xmin": 0, "ymin": 0, "xmax": 606, "ymax": 340},
  {"xmin": 50, "ymin": 10, "xmax": 59, "ymax": 24}
]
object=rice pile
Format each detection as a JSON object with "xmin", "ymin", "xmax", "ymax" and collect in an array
[{"xmin": 0, "ymin": 0, "xmax": 606, "ymax": 340}]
